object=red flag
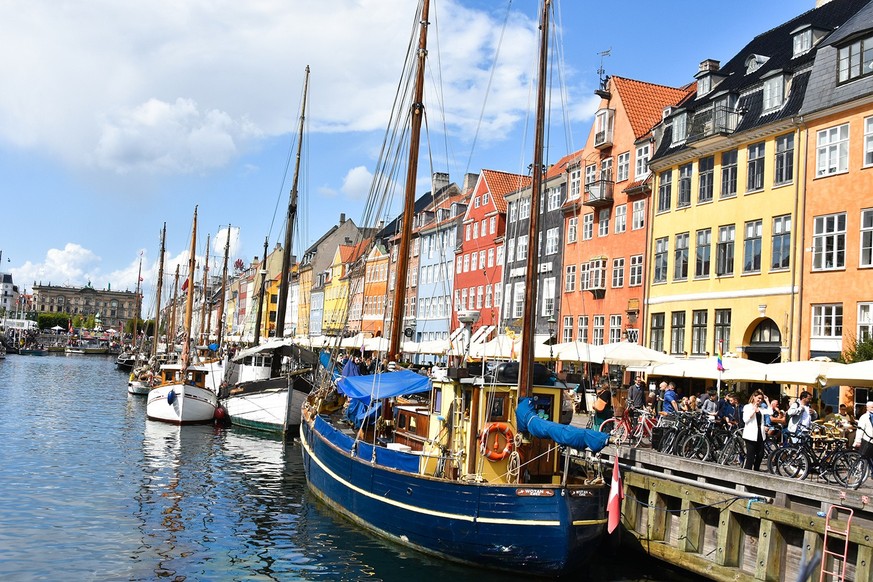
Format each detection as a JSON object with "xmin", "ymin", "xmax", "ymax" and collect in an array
[
  {"xmin": 181, "ymin": 277, "xmax": 189, "ymax": 292},
  {"xmin": 607, "ymin": 459, "xmax": 623, "ymax": 534}
]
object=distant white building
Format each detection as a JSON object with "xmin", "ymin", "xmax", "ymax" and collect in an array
[{"xmin": 0, "ymin": 273, "xmax": 20, "ymax": 316}]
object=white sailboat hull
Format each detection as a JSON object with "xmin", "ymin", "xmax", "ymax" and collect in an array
[
  {"xmin": 128, "ymin": 380, "xmax": 151, "ymax": 396},
  {"xmin": 146, "ymin": 383, "xmax": 218, "ymax": 424},
  {"xmin": 224, "ymin": 385, "xmax": 305, "ymax": 434}
]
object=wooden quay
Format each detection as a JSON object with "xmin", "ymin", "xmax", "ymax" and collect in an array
[{"xmin": 603, "ymin": 447, "xmax": 873, "ymax": 582}]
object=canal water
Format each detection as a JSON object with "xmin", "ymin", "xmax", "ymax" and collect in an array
[{"xmin": 0, "ymin": 355, "xmax": 706, "ymax": 581}]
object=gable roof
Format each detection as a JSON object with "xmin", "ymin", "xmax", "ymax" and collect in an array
[
  {"xmin": 612, "ymin": 76, "xmax": 695, "ymax": 139},
  {"xmin": 480, "ymin": 169, "xmax": 530, "ymax": 213}
]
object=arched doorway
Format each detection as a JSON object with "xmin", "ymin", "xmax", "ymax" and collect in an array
[{"xmin": 745, "ymin": 318, "xmax": 782, "ymax": 364}]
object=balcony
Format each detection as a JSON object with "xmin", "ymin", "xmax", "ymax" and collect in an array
[
  {"xmin": 686, "ymin": 106, "xmax": 740, "ymax": 145},
  {"xmin": 583, "ymin": 179, "xmax": 614, "ymax": 207}
]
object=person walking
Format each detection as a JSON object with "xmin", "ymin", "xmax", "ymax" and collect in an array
[{"xmin": 742, "ymin": 390, "xmax": 773, "ymax": 471}]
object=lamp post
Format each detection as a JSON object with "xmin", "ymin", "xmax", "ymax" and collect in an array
[
  {"xmin": 457, "ymin": 310, "xmax": 480, "ymax": 369},
  {"xmin": 548, "ymin": 315, "xmax": 556, "ymax": 370}
]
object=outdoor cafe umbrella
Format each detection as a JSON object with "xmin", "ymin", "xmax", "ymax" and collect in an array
[
  {"xmin": 817, "ymin": 359, "xmax": 873, "ymax": 387},
  {"xmin": 648, "ymin": 355, "xmax": 768, "ymax": 382},
  {"xmin": 763, "ymin": 358, "xmax": 850, "ymax": 387}
]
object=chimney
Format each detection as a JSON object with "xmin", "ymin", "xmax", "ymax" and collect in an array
[
  {"xmin": 432, "ymin": 172, "xmax": 450, "ymax": 194},
  {"xmin": 339, "ymin": 213, "xmax": 346, "ymax": 224},
  {"xmin": 698, "ymin": 59, "xmax": 720, "ymax": 73},
  {"xmin": 463, "ymin": 173, "xmax": 479, "ymax": 192}
]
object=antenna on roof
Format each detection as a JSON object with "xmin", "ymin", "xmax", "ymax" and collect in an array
[{"xmin": 595, "ymin": 49, "xmax": 612, "ymax": 98}]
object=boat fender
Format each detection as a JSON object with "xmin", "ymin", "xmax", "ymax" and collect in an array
[
  {"xmin": 167, "ymin": 389, "xmax": 177, "ymax": 405},
  {"xmin": 214, "ymin": 406, "xmax": 227, "ymax": 422},
  {"xmin": 480, "ymin": 422, "xmax": 514, "ymax": 462}
]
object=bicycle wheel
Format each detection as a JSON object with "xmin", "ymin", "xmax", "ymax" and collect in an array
[
  {"xmin": 778, "ymin": 448, "xmax": 811, "ymax": 480},
  {"xmin": 659, "ymin": 428, "xmax": 678, "ymax": 454},
  {"xmin": 678, "ymin": 433, "xmax": 710, "ymax": 461},
  {"xmin": 767, "ymin": 447, "xmax": 788, "ymax": 475},
  {"xmin": 601, "ymin": 418, "xmax": 630, "ymax": 445},
  {"xmin": 717, "ymin": 436, "xmax": 742, "ymax": 466},
  {"xmin": 831, "ymin": 451, "xmax": 869, "ymax": 489},
  {"xmin": 637, "ymin": 420, "xmax": 654, "ymax": 448}
]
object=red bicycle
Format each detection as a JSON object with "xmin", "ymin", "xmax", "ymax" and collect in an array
[{"xmin": 599, "ymin": 405, "xmax": 657, "ymax": 447}]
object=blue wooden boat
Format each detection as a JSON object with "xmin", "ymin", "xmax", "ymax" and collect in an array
[
  {"xmin": 300, "ymin": 0, "xmax": 611, "ymax": 575},
  {"xmin": 20, "ymin": 348, "xmax": 49, "ymax": 356}
]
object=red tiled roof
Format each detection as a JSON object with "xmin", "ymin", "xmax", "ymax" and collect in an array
[
  {"xmin": 481, "ymin": 169, "xmax": 530, "ymax": 213},
  {"xmin": 612, "ymin": 76, "xmax": 695, "ymax": 139}
]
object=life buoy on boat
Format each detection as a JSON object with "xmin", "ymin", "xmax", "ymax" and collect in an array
[{"xmin": 480, "ymin": 422, "xmax": 514, "ymax": 462}]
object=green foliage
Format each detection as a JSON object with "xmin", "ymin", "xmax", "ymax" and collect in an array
[
  {"xmin": 841, "ymin": 335, "xmax": 873, "ymax": 363},
  {"xmin": 72, "ymin": 315, "xmax": 84, "ymax": 329},
  {"xmin": 84, "ymin": 314, "xmax": 96, "ymax": 330},
  {"xmin": 37, "ymin": 312, "xmax": 72, "ymax": 330}
]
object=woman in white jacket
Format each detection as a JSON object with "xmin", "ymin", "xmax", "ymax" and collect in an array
[{"xmin": 742, "ymin": 390, "xmax": 773, "ymax": 471}]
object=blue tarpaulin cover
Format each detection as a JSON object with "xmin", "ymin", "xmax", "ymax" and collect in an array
[
  {"xmin": 338, "ymin": 369, "xmax": 430, "ymax": 400},
  {"xmin": 516, "ymin": 397, "xmax": 609, "ymax": 452}
]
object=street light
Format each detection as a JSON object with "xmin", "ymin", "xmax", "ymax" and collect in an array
[
  {"xmin": 547, "ymin": 315, "xmax": 557, "ymax": 369},
  {"xmin": 457, "ymin": 310, "xmax": 480, "ymax": 369}
]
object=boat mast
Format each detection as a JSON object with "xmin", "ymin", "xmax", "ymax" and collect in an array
[
  {"xmin": 253, "ymin": 236, "xmax": 269, "ymax": 345},
  {"xmin": 181, "ymin": 206, "xmax": 198, "ymax": 374},
  {"xmin": 152, "ymin": 223, "xmax": 166, "ymax": 360},
  {"xmin": 133, "ymin": 254, "xmax": 142, "ymax": 348},
  {"xmin": 215, "ymin": 224, "xmax": 230, "ymax": 348},
  {"xmin": 167, "ymin": 264, "xmax": 180, "ymax": 355},
  {"xmin": 275, "ymin": 66, "xmax": 309, "ymax": 340},
  {"xmin": 388, "ymin": 0, "xmax": 430, "ymax": 360},
  {"xmin": 199, "ymin": 233, "xmax": 210, "ymax": 343},
  {"xmin": 518, "ymin": 0, "xmax": 550, "ymax": 400}
]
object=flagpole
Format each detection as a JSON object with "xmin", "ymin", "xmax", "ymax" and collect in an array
[{"xmin": 716, "ymin": 340, "xmax": 724, "ymax": 399}]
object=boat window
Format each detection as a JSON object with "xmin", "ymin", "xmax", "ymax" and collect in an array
[
  {"xmin": 397, "ymin": 414, "xmax": 407, "ymax": 430},
  {"xmin": 532, "ymin": 394, "xmax": 555, "ymax": 422},
  {"xmin": 488, "ymin": 393, "xmax": 508, "ymax": 422}
]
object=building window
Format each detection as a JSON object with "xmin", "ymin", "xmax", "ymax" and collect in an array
[
  {"xmin": 463, "ymin": 254, "xmax": 470, "ymax": 272},
  {"xmin": 721, "ymin": 149, "xmax": 737, "ymax": 198},
  {"xmin": 716, "ymin": 224, "xmax": 735, "ymax": 276},
  {"xmin": 632, "ymin": 200, "xmax": 645, "ymax": 230},
  {"xmin": 490, "ymin": 216, "xmax": 496, "ymax": 234},
  {"xmin": 629, "ymin": 254, "xmax": 643, "ymax": 286},
  {"xmin": 859, "ymin": 303, "xmax": 873, "ymax": 342},
  {"xmin": 593, "ymin": 315, "xmax": 605, "ymax": 346},
  {"xmin": 635, "ymin": 143, "xmax": 650, "ymax": 179},
  {"xmin": 743, "ymin": 219, "xmax": 763, "ymax": 274},
  {"xmin": 609, "ymin": 314, "xmax": 623, "ymax": 344},
  {"xmin": 838, "ymin": 34, "xmax": 873, "ymax": 84},
  {"xmin": 670, "ymin": 311, "xmax": 686, "ymax": 355},
  {"xmin": 691, "ymin": 310, "xmax": 708, "ymax": 355},
  {"xmin": 615, "ymin": 204, "xmax": 626, "ymax": 234},
  {"xmin": 520, "ymin": 197, "xmax": 531, "ymax": 219},
  {"xmin": 657, "ymin": 170, "xmax": 672, "ymax": 213},
  {"xmin": 772, "ymin": 215, "xmax": 791, "ymax": 270},
  {"xmin": 567, "ymin": 217, "xmax": 578, "ymax": 243},
  {"xmin": 547, "ymin": 187, "xmax": 561, "ymax": 211},
  {"xmin": 569, "ymin": 168, "xmax": 581, "ymax": 199},
  {"xmin": 812, "ymin": 304, "xmax": 843, "ymax": 338},
  {"xmin": 676, "ymin": 163, "xmax": 692, "ymax": 208},
  {"xmin": 861, "ymin": 208, "xmax": 873, "ymax": 267},
  {"xmin": 565, "ymin": 265, "xmax": 576, "ymax": 292},
  {"xmin": 654, "ymin": 237, "xmax": 668, "ymax": 283},
  {"xmin": 695, "ymin": 228, "xmax": 711, "ymax": 278},
  {"xmin": 617, "ymin": 152, "xmax": 630, "ymax": 182},
  {"xmin": 674, "ymin": 232, "xmax": 689, "ymax": 280},
  {"xmin": 580, "ymin": 262, "xmax": 590, "ymax": 290},
  {"xmin": 866, "ymin": 118, "xmax": 873, "ymax": 167},
  {"xmin": 650, "ymin": 312, "xmax": 665, "ymax": 353},
  {"xmin": 816, "ymin": 124, "xmax": 849, "ymax": 177},
  {"xmin": 698, "ymin": 156, "xmax": 714, "ymax": 203},
  {"xmin": 698, "ymin": 74, "xmax": 712, "ymax": 96},
  {"xmin": 578, "ymin": 315, "xmax": 589, "ymax": 343},
  {"xmin": 589, "ymin": 259, "xmax": 607, "ymax": 290},
  {"xmin": 542, "ymin": 277, "xmax": 555, "ymax": 316},
  {"xmin": 583, "ymin": 213, "xmax": 593, "ymax": 240},
  {"xmin": 545, "ymin": 228, "xmax": 559, "ymax": 255},
  {"xmin": 487, "ymin": 248, "xmax": 494, "ymax": 267},
  {"xmin": 762, "ymin": 75, "xmax": 785, "ymax": 111},
  {"xmin": 563, "ymin": 316, "xmax": 574, "ymax": 343},
  {"xmin": 793, "ymin": 29, "xmax": 812, "ymax": 57},
  {"xmin": 517, "ymin": 234, "xmax": 529, "ymax": 261},
  {"xmin": 747, "ymin": 142, "xmax": 765, "ymax": 192},
  {"xmin": 774, "ymin": 134, "xmax": 794, "ymax": 185},
  {"xmin": 585, "ymin": 164, "xmax": 597, "ymax": 189},
  {"xmin": 513, "ymin": 282, "xmax": 525, "ymax": 318},
  {"xmin": 508, "ymin": 201, "xmax": 517, "ymax": 223},
  {"xmin": 672, "ymin": 113, "xmax": 688, "ymax": 145},
  {"xmin": 598, "ymin": 209, "xmax": 610, "ymax": 237},
  {"xmin": 813, "ymin": 213, "xmax": 846, "ymax": 270},
  {"xmin": 714, "ymin": 309, "xmax": 731, "ymax": 353},
  {"xmin": 612, "ymin": 258, "xmax": 625, "ymax": 288}
]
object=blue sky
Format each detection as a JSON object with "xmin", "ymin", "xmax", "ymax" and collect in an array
[{"xmin": 0, "ymin": 0, "xmax": 816, "ymax": 304}]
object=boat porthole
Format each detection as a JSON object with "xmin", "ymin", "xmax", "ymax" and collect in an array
[{"xmin": 406, "ymin": 488, "xmax": 413, "ymax": 495}]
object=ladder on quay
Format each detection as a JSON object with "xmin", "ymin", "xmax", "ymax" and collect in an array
[{"xmin": 820, "ymin": 505, "xmax": 853, "ymax": 582}]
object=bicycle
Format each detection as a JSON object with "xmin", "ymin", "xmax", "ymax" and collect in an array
[
  {"xmin": 599, "ymin": 404, "xmax": 658, "ymax": 447},
  {"xmin": 767, "ymin": 427, "xmax": 861, "ymax": 487}
]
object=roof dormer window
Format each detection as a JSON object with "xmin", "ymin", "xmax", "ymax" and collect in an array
[
  {"xmin": 838, "ymin": 33, "xmax": 873, "ymax": 84},
  {"xmin": 745, "ymin": 54, "xmax": 769, "ymax": 75},
  {"xmin": 762, "ymin": 72, "xmax": 789, "ymax": 112},
  {"xmin": 793, "ymin": 28, "xmax": 812, "ymax": 57},
  {"xmin": 698, "ymin": 75, "xmax": 711, "ymax": 97},
  {"xmin": 695, "ymin": 59, "xmax": 721, "ymax": 98},
  {"xmin": 671, "ymin": 112, "xmax": 688, "ymax": 146}
]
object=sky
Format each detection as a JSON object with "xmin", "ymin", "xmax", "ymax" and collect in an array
[{"xmin": 0, "ymin": 0, "xmax": 818, "ymax": 307}]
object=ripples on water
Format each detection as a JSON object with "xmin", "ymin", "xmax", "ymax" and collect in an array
[{"xmin": 0, "ymin": 355, "xmax": 704, "ymax": 581}]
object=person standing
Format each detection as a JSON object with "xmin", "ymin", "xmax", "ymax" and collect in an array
[
  {"xmin": 853, "ymin": 401, "xmax": 873, "ymax": 458},
  {"xmin": 661, "ymin": 382, "xmax": 679, "ymax": 415},
  {"xmin": 742, "ymin": 390, "xmax": 773, "ymax": 471},
  {"xmin": 592, "ymin": 380, "xmax": 613, "ymax": 430},
  {"xmin": 786, "ymin": 391, "xmax": 813, "ymax": 435},
  {"xmin": 627, "ymin": 376, "xmax": 645, "ymax": 410}
]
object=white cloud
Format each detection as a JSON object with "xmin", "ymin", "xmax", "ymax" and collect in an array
[
  {"xmin": 341, "ymin": 166, "xmax": 374, "ymax": 200},
  {"xmin": 13, "ymin": 244, "xmax": 101, "ymax": 290}
]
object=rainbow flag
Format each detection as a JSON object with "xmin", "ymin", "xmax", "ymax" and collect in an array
[{"xmin": 716, "ymin": 342, "xmax": 725, "ymax": 372}]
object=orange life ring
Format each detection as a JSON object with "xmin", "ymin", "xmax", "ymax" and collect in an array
[{"xmin": 480, "ymin": 422, "xmax": 514, "ymax": 462}]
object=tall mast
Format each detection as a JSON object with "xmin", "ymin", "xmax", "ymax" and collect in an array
[
  {"xmin": 152, "ymin": 223, "xmax": 166, "ymax": 359},
  {"xmin": 253, "ymin": 236, "xmax": 269, "ymax": 345},
  {"xmin": 133, "ymin": 254, "xmax": 142, "ymax": 346},
  {"xmin": 275, "ymin": 65, "xmax": 310, "ymax": 340},
  {"xmin": 167, "ymin": 264, "xmax": 180, "ymax": 355},
  {"xmin": 215, "ymin": 224, "xmax": 231, "ymax": 347},
  {"xmin": 199, "ymin": 233, "xmax": 210, "ymax": 343},
  {"xmin": 388, "ymin": 0, "xmax": 430, "ymax": 359},
  {"xmin": 181, "ymin": 206, "xmax": 198, "ymax": 373},
  {"xmin": 518, "ymin": 0, "xmax": 550, "ymax": 399}
]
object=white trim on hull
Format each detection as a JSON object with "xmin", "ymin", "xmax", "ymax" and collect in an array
[
  {"xmin": 223, "ymin": 387, "xmax": 305, "ymax": 434},
  {"xmin": 128, "ymin": 380, "xmax": 151, "ymax": 396},
  {"xmin": 146, "ymin": 383, "xmax": 218, "ymax": 424}
]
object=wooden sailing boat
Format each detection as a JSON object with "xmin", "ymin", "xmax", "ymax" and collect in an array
[
  {"xmin": 300, "ymin": 1, "xmax": 610, "ymax": 575},
  {"xmin": 222, "ymin": 66, "xmax": 317, "ymax": 437},
  {"xmin": 147, "ymin": 207, "xmax": 221, "ymax": 424},
  {"xmin": 128, "ymin": 225, "xmax": 166, "ymax": 395}
]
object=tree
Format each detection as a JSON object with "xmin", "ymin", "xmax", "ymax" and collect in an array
[{"xmin": 841, "ymin": 335, "xmax": 873, "ymax": 363}]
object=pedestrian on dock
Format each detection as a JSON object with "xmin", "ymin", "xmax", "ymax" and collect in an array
[
  {"xmin": 627, "ymin": 376, "xmax": 645, "ymax": 410},
  {"xmin": 592, "ymin": 380, "xmax": 613, "ymax": 430},
  {"xmin": 786, "ymin": 391, "xmax": 813, "ymax": 435},
  {"xmin": 661, "ymin": 381, "xmax": 678, "ymax": 415},
  {"xmin": 853, "ymin": 401, "xmax": 873, "ymax": 458},
  {"xmin": 742, "ymin": 390, "xmax": 773, "ymax": 471}
]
